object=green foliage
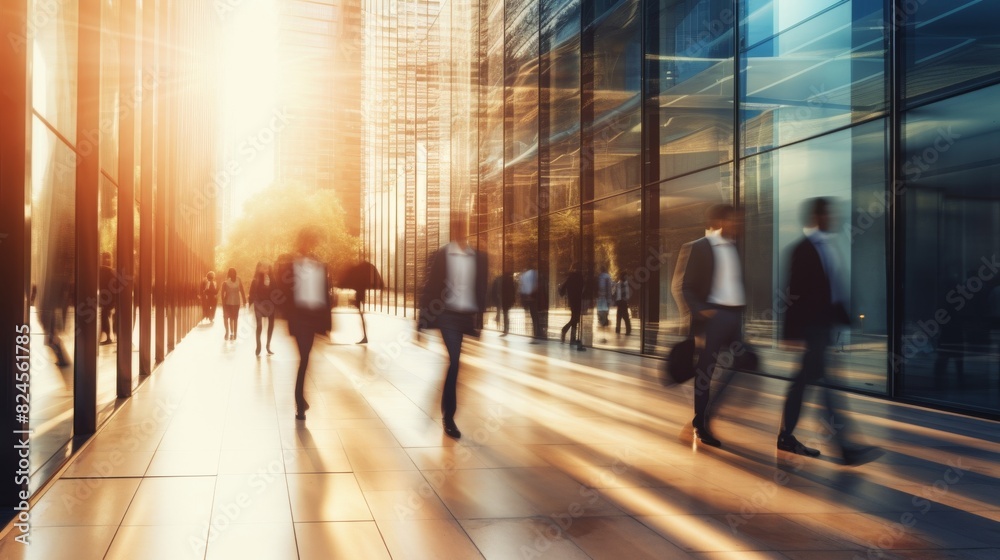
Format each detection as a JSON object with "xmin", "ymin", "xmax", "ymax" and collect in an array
[{"xmin": 216, "ymin": 185, "xmax": 359, "ymax": 282}]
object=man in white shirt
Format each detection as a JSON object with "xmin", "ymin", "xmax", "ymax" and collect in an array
[
  {"xmin": 418, "ymin": 212, "xmax": 488, "ymax": 439},
  {"xmin": 284, "ymin": 227, "xmax": 332, "ymax": 420},
  {"xmin": 519, "ymin": 267, "xmax": 541, "ymax": 339},
  {"xmin": 672, "ymin": 204, "xmax": 747, "ymax": 448}
]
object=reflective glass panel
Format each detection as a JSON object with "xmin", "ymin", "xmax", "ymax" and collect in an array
[
  {"xmin": 645, "ymin": 0, "xmax": 735, "ymax": 182},
  {"xmin": 587, "ymin": 191, "xmax": 642, "ymax": 352},
  {"xmin": 741, "ymin": 0, "xmax": 886, "ymax": 153},
  {"xmin": 904, "ymin": 0, "xmax": 1000, "ymax": 103},
  {"xmin": 902, "ymin": 84, "xmax": 1000, "ymax": 413},
  {"xmin": 743, "ymin": 119, "xmax": 888, "ymax": 393},
  {"xmin": 540, "ymin": 0, "xmax": 581, "ymax": 213}
]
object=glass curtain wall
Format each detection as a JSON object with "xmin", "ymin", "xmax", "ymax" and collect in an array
[
  {"xmin": 1, "ymin": 0, "xmax": 221, "ymax": 504},
  {"xmin": 362, "ymin": 0, "xmax": 1000, "ymax": 416}
]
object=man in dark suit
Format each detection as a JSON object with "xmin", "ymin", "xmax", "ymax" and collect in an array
[
  {"xmin": 672, "ymin": 204, "xmax": 747, "ymax": 447},
  {"xmin": 779, "ymin": 198, "xmax": 877, "ymax": 464},
  {"xmin": 559, "ymin": 262, "xmax": 586, "ymax": 351},
  {"xmin": 419, "ymin": 212, "xmax": 488, "ymax": 439},
  {"xmin": 283, "ymin": 227, "xmax": 332, "ymax": 421}
]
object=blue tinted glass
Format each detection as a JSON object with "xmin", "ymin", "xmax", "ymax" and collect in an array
[
  {"xmin": 902, "ymin": 83, "xmax": 1000, "ymax": 413},
  {"xmin": 904, "ymin": 0, "xmax": 1000, "ymax": 103},
  {"xmin": 741, "ymin": 0, "xmax": 886, "ymax": 154}
]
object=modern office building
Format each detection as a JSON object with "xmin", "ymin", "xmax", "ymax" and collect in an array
[
  {"xmin": 361, "ymin": 0, "xmax": 1000, "ymax": 417},
  {"xmin": 277, "ymin": 0, "xmax": 365, "ymax": 236},
  {"xmin": 1, "ymin": 0, "xmax": 1000, "ymax": 552},
  {"xmin": 1, "ymin": 0, "xmax": 219, "ymax": 506}
]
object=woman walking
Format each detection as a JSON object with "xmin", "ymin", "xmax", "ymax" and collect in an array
[
  {"xmin": 249, "ymin": 263, "xmax": 276, "ymax": 356},
  {"xmin": 220, "ymin": 267, "xmax": 246, "ymax": 340}
]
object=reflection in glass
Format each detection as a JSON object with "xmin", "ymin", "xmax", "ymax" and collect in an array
[
  {"xmin": 29, "ymin": 117, "xmax": 76, "ymax": 487},
  {"xmin": 505, "ymin": 0, "xmax": 540, "ymax": 223},
  {"xmin": 543, "ymin": 208, "xmax": 581, "ymax": 339},
  {"xmin": 902, "ymin": 84, "xmax": 1000, "ymax": 412},
  {"xmin": 480, "ymin": 0, "xmax": 505, "ymax": 231},
  {"xmin": 540, "ymin": 0, "xmax": 581, "ymax": 212},
  {"xmin": 31, "ymin": 0, "xmax": 78, "ymax": 142},
  {"xmin": 98, "ymin": 176, "xmax": 119, "ymax": 421},
  {"xmin": 743, "ymin": 119, "xmax": 888, "ymax": 392},
  {"xmin": 645, "ymin": 0, "xmax": 735, "ymax": 183},
  {"xmin": 587, "ymin": 191, "xmax": 642, "ymax": 351},
  {"xmin": 588, "ymin": 0, "xmax": 642, "ymax": 200},
  {"xmin": 506, "ymin": 219, "xmax": 540, "ymax": 338},
  {"xmin": 741, "ymin": 0, "xmax": 886, "ymax": 153},
  {"xmin": 645, "ymin": 164, "xmax": 733, "ymax": 355},
  {"xmin": 904, "ymin": 0, "xmax": 1000, "ymax": 103}
]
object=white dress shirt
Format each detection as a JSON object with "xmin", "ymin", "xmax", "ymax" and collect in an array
[
  {"xmin": 445, "ymin": 242, "xmax": 478, "ymax": 312},
  {"xmin": 518, "ymin": 268, "xmax": 537, "ymax": 296},
  {"xmin": 293, "ymin": 258, "xmax": 327, "ymax": 310},
  {"xmin": 705, "ymin": 229, "xmax": 745, "ymax": 306}
]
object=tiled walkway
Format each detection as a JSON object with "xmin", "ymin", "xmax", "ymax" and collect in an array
[{"xmin": 2, "ymin": 312, "xmax": 1000, "ymax": 559}]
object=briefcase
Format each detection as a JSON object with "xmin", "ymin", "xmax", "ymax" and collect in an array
[{"xmin": 663, "ymin": 338, "xmax": 696, "ymax": 385}]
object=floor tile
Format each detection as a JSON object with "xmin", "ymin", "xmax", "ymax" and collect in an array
[
  {"xmin": 286, "ymin": 473, "xmax": 372, "ymax": 522},
  {"xmin": 295, "ymin": 521, "xmax": 391, "ymax": 560}
]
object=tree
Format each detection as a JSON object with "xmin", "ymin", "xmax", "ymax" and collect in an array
[{"xmin": 216, "ymin": 184, "xmax": 359, "ymax": 282}]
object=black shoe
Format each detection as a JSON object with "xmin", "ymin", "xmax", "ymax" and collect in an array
[
  {"xmin": 358, "ymin": 337, "xmax": 368, "ymax": 344},
  {"xmin": 576, "ymin": 345, "xmax": 586, "ymax": 351},
  {"xmin": 693, "ymin": 425, "xmax": 721, "ymax": 448},
  {"xmin": 777, "ymin": 434, "xmax": 820, "ymax": 457},
  {"xmin": 266, "ymin": 346, "xmax": 274, "ymax": 355},
  {"xmin": 444, "ymin": 420, "xmax": 461, "ymax": 439},
  {"xmin": 295, "ymin": 411, "xmax": 306, "ymax": 420},
  {"xmin": 560, "ymin": 332, "xmax": 566, "ymax": 343},
  {"xmin": 841, "ymin": 445, "xmax": 882, "ymax": 466}
]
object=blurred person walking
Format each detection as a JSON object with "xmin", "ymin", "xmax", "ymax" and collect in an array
[
  {"xmin": 200, "ymin": 271, "xmax": 218, "ymax": 323},
  {"xmin": 777, "ymin": 198, "xmax": 878, "ymax": 464},
  {"xmin": 559, "ymin": 262, "xmax": 586, "ymax": 351},
  {"xmin": 282, "ymin": 227, "xmax": 332, "ymax": 420},
  {"xmin": 672, "ymin": 204, "xmax": 747, "ymax": 448},
  {"xmin": 613, "ymin": 272, "xmax": 632, "ymax": 336},
  {"xmin": 249, "ymin": 263, "xmax": 276, "ymax": 356},
  {"xmin": 418, "ymin": 212, "xmax": 487, "ymax": 439},
  {"xmin": 220, "ymin": 267, "xmax": 246, "ymax": 341}
]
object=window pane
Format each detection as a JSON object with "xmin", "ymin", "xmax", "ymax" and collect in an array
[
  {"xmin": 587, "ymin": 191, "xmax": 643, "ymax": 352},
  {"xmin": 480, "ymin": 0, "xmax": 505, "ymax": 231},
  {"xmin": 542, "ymin": 208, "xmax": 581, "ymax": 339},
  {"xmin": 506, "ymin": 219, "xmax": 541, "ymax": 338},
  {"xmin": 904, "ymin": 0, "xmax": 1000, "ymax": 103},
  {"xmin": 645, "ymin": 0, "xmax": 735, "ymax": 182},
  {"xmin": 902, "ymin": 84, "xmax": 1000, "ymax": 413},
  {"xmin": 743, "ymin": 119, "xmax": 888, "ymax": 393},
  {"xmin": 741, "ymin": 0, "xmax": 886, "ymax": 154},
  {"xmin": 645, "ymin": 164, "xmax": 733, "ymax": 356},
  {"xmin": 31, "ymin": 0, "xmax": 78, "ymax": 142},
  {"xmin": 505, "ymin": 0, "xmax": 540, "ymax": 222},
  {"xmin": 588, "ymin": 0, "xmax": 642, "ymax": 200},
  {"xmin": 541, "ymin": 0, "xmax": 581, "ymax": 212}
]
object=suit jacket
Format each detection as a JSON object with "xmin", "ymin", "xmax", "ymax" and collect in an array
[
  {"xmin": 280, "ymin": 256, "xmax": 332, "ymax": 336},
  {"xmin": 559, "ymin": 271, "xmax": 585, "ymax": 310},
  {"xmin": 419, "ymin": 244, "xmax": 488, "ymax": 332},
  {"xmin": 672, "ymin": 237, "xmax": 715, "ymax": 337},
  {"xmin": 783, "ymin": 236, "xmax": 850, "ymax": 341}
]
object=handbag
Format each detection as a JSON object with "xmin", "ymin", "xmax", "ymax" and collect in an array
[{"xmin": 663, "ymin": 338, "xmax": 696, "ymax": 385}]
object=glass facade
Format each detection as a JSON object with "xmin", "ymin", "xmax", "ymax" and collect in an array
[
  {"xmin": 0, "ymin": 0, "xmax": 219, "ymax": 506},
  {"xmin": 362, "ymin": 0, "xmax": 1000, "ymax": 417}
]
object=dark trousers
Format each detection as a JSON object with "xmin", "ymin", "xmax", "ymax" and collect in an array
[
  {"xmin": 561, "ymin": 305, "xmax": 582, "ymax": 343},
  {"xmin": 523, "ymin": 297, "xmax": 541, "ymax": 338},
  {"xmin": 693, "ymin": 308, "xmax": 743, "ymax": 429},
  {"xmin": 256, "ymin": 312, "xmax": 275, "ymax": 350},
  {"xmin": 439, "ymin": 311, "xmax": 473, "ymax": 422},
  {"xmin": 615, "ymin": 301, "xmax": 631, "ymax": 334},
  {"xmin": 294, "ymin": 331, "xmax": 315, "ymax": 411},
  {"xmin": 100, "ymin": 304, "xmax": 116, "ymax": 342},
  {"xmin": 780, "ymin": 325, "xmax": 853, "ymax": 447},
  {"xmin": 499, "ymin": 306, "xmax": 511, "ymax": 334}
]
